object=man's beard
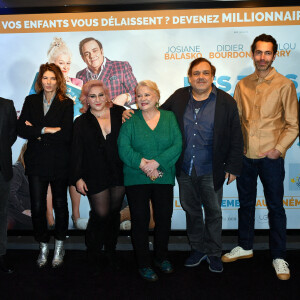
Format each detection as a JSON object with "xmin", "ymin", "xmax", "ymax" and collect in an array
[{"xmin": 255, "ymin": 59, "xmax": 273, "ymax": 71}]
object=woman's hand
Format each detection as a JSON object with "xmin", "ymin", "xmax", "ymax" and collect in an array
[
  {"xmin": 22, "ymin": 209, "xmax": 32, "ymax": 217},
  {"xmin": 148, "ymin": 169, "xmax": 159, "ymax": 181},
  {"xmin": 141, "ymin": 159, "xmax": 160, "ymax": 176},
  {"xmin": 26, "ymin": 120, "xmax": 60, "ymax": 135},
  {"xmin": 76, "ymin": 179, "xmax": 88, "ymax": 196},
  {"xmin": 44, "ymin": 127, "xmax": 61, "ymax": 134},
  {"xmin": 139, "ymin": 158, "xmax": 147, "ymax": 169}
]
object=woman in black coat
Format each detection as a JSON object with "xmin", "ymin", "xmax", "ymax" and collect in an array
[
  {"xmin": 18, "ymin": 63, "xmax": 73, "ymax": 268},
  {"xmin": 71, "ymin": 80, "xmax": 125, "ymax": 270}
]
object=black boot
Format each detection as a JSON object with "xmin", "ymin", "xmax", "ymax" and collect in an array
[
  {"xmin": 0, "ymin": 255, "xmax": 15, "ymax": 274},
  {"xmin": 104, "ymin": 212, "xmax": 121, "ymax": 271},
  {"xmin": 85, "ymin": 211, "xmax": 108, "ymax": 272}
]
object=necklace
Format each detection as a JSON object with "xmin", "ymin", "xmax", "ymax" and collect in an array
[{"xmin": 91, "ymin": 109, "xmax": 107, "ymax": 118}]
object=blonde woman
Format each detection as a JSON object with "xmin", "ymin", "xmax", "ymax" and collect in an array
[{"xmin": 118, "ymin": 80, "xmax": 182, "ymax": 281}]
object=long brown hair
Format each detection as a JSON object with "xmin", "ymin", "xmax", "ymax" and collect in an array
[
  {"xmin": 17, "ymin": 142, "xmax": 28, "ymax": 168},
  {"xmin": 35, "ymin": 63, "xmax": 67, "ymax": 101}
]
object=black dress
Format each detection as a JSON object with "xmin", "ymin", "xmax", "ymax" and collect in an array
[{"xmin": 71, "ymin": 104, "xmax": 125, "ymax": 195}]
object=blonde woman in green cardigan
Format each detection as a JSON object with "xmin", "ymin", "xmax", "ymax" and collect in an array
[{"xmin": 118, "ymin": 80, "xmax": 182, "ymax": 281}]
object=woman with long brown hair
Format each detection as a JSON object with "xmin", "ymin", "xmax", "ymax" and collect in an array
[{"xmin": 18, "ymin": 63, "xmax": 73, "ymax": 268}]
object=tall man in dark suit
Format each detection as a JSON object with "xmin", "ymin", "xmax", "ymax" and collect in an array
[
  {"xmin": 0, "ymin": 97, "xmax": 17, "ymax": 274},
  {"xmin": 76, "ymin": 37, "xmax": 137, "ymax": 106},
  {"xmin": 124, "ymin": 58, "xmax": 243, "ymax": 272}
]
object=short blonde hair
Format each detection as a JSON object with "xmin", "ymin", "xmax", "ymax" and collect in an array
[
  {"xmin": 136, "ymin": 80, "xmax": 160, "ymax": 101},
  {"xmin": 47, "ymin": 37, "xmax": 72, "ymax": 63}
]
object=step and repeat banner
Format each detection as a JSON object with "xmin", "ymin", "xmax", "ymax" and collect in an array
[{"xmin": 1, "ymin": 5, "xmax": 300, "ymax": 230}]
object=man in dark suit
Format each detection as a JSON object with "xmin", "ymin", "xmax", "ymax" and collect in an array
[
  {"xmin": 123, "ymin": 57, "xmax": 243, "ymax": 273},
  {"xmin": 0, "ymin": 97, "xmax": 17, "ymax": 274},
  {"xmin": 76, "ymin": 37, "xmax": 137, "ymax": 106}
]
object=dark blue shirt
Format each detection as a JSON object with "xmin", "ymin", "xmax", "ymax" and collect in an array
[{"xmin": 182, "ymin": 85, "xmax": 217, "ymax": 176}]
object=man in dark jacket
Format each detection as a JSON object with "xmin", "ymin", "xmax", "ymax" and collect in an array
[
  {"xmin": 160, "ymin": 58, "xmax": 243, "ymax": 273},
  {"xmin": 0, "ymin": 97, "xmax": 17, "ymax": 274}
]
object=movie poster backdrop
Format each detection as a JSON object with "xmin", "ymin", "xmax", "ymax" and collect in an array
[{"xmin": 1, "ymin": 5, "xmax": 300, "ymax": 229}]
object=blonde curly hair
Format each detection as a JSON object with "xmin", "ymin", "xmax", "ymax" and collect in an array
[{"xmin": 47, "ymin": 37, "xmax": 72, "ymax": 63}]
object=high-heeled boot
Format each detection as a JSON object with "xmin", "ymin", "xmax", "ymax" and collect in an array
[
  {"xmin": 52, "ymin": 240, "xmax": 65, "ymax": 268},
  {"xmin": 104, "ymin": 212, "xmax": 121, "ymax": 270},
  {"xmin": 37, "ymin": 242, "xmax": 49, "ymax": 268},
  {"xmin": 86, "ymin": 212, "xmax": 109, "ymax": 275}
]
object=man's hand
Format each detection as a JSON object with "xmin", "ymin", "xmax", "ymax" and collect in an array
[
  {"xmin": 122, "ymin": 109, "xmax": 135, "ymax": 123},
  {"xmin": 225, "ymin": 172, "xmax": 236, "ymax": 185},
  {"xmin": 76, "ymin": 179, "xmax": 88, "ymax": 196},
  {"xmin": 25, "ymin": 120, "xmax": 33, "ymax": 126},
  {"xmin": 113, "ymin": 93, "xmax": 129, "ymax": 106},
  {"xmin": 259, "ymin": 148, "xmax": 281, "ymax": 159}
]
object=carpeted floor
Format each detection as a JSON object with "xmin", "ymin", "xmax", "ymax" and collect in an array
[{"xmin": 1, "ymin": 249, "xmax": 299, "ymax": 300}]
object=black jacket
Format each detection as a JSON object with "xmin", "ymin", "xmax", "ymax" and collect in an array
[
  {"xmin": 0, "ymin": 98, "xmax": 17, "ymax": 181},
  {"xmin": 160, "ymin": 86, "xmax": 243, "ymax": 191},
  {"xmin": 17, "ymin": 93, "xmax": 73, "ymax": 180},
  {"xmin": 70, "ymin": 105, "xmax": 125, "ymax": 195}
]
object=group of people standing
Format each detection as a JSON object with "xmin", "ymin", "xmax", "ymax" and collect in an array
[{"xmin": 0, "ymin": 33, "xmax": 298, "ymax": 283}]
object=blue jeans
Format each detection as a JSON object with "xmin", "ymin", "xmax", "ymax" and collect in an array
[
  {"xmin": 177, "ymin": 169, "xmax": 223, "ymax": 257},
  {"xmin": 0, "ymin": 171, "xmax": 10, "ymax": 256},
  {"xmin": 237, "ymin": 156, "xmax": 286, "ymax": 259}
]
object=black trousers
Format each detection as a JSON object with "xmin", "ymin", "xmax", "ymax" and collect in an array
[
  {"xmin": 126, "ymin": 184, "xmax": 173, "ymax": 268},
  {"xmin": 0, "ymin": 171, "xmax": 10, "ymax": 255},
  {"xmin": 28, "ymin": 176, "xmax": 69, "ymax": 242}
]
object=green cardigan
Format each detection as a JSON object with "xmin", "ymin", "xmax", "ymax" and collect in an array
[{"xmin": 118, "ymin": 109, "xmax": 182, "ymax": 186}]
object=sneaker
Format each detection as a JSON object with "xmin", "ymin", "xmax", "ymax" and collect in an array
[
  {"xmin": 120, "ymin": 220, "xmax": 131, "ymax": 230},
  {"xmin": 184, "ymin": 251, "xmax": 207, "ymax": 267},
  {"xmin": 75, "ymin": 218, "xmax": 88, "ymax": 230},
  {"xmin": 222, "ymin": 246, "xmax": 253, "ymax": 263},
  {"xmin": 272, "ymin": 259, "xmax": 290, "ymax": 280},
  {"xmin": 207, "ymin": 256, "xmax": 223, "ymax": 273},
  {"xmin": 154, "ymin": 259, "xmax": 174, "ymax": 274},
  {"xmin": 138, "ymin": 267, "xmax": 158, "ymax": 282}
]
